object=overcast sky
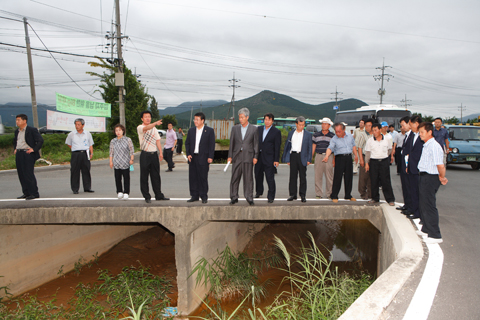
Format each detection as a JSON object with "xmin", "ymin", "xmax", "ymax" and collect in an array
[{"xmin": 1, "ymin": 0, "xmax": 479, "ymax": 119}]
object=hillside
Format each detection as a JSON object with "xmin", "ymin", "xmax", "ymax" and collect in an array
[
  {"xmin": 173, "ymin": 90, "xmax": 367, "ymax": 127},
  {"xmin": 0, "ymin": 103, "xmax": 56, "ymax": 127},
  {"xmin": 158, "ymin": 99, "xmax": 228, "ymax": 116}
]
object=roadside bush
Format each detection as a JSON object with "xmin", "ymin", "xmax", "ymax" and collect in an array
[{"xmin": 0, "ymin": 134, "xmax": 14, "ymax": 149}]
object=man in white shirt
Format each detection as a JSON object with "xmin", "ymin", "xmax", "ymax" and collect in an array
[
  {"xmin": 137, "ymin": 111, "xmax": 169, "ymax": 203},
  {"xmin": 365, "ymin": 123, "xmax": 395, "ymax": 205}
]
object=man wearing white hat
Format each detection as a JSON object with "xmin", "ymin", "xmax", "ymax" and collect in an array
[{"xmin": 312, "ymin": 117, "xmax": 335, "ymax": 198}]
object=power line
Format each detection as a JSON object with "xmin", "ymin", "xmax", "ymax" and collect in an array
[{"xmin": 0, "ymin": 42, "xmax": 107, "ymax": 59}]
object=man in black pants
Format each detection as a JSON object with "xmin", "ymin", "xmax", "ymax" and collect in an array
[
  {"xmin": 405, "ymin": 115, "xmax": 424, "ymax": 220},
  {"xmin": 282, "ymin": 116, "xmax": 312, "ymax": 202},
  {"xmin": 65, "ymin": 118, "xmax": 95, "ymax": 194},
  {"xmin": 13, "ymin": 114, "xmax": 44, "ymax": 200},
  {"xmin": 255, "ymin": 113, "xmax": 281, "ymax": 203},
  {"xmin": 185, "ymin": 112, "xmax": 215, "ymax": 203},
  {"xmin": 365, "ymin": 123, "xmax": 395, "ymax": 205},
  {"xmin": 136, "ymin": 111, "xmax": 170, "ymax": 203},
  {"xmin": 323, "ymin": 123, "xmax": 358, "ymax": 203}
]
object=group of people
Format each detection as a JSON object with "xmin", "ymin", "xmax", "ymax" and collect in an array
[{"xmin": 12, "ymin": 110, "xmax": 448, "ymax": 244}]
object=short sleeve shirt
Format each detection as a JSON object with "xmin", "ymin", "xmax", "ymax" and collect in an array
[
  {"xmin": 137, "ymin": 125, "xmax": 160, "ymax": 152},
  {"xmin": 433, "ymin": 127, "xmax": 449, "ymax": 148},
  {"xmin": 65, "ymin": 130, "xmax": 94, "ymax": 151},
  {"xmin": 418, "ymin": 138, "xmax": 444, "ymax": 174},
  {"xmin": 312, "ymin": 131, "xmax": 335, "ymax": 154},
  {"xmin": 365, "ymin": 134, "xmax": 392, "ymax": 159},
  {"xmin": 328, "ymin": 133, "xmax": 356, "ymax": 155}
]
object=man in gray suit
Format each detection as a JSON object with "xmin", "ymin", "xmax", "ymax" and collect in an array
[{"xmin": 228, "ymin": 108, "xmax": 259, "ymax": 205}]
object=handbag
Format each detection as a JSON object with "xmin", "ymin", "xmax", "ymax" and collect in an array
[{"xmin": 129, "ymin": 164, "xmax": 134, "ymax": 172}]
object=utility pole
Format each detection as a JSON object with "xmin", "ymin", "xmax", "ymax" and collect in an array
[
  {"xmin": 330, "ymin": 86, "xmax": 343, "ymax": 112},
  {"xmin": 23, "ymin": 18, "xmax": 39, "ymax": 129},
  {"xmin": 400, "ymin": 94, "xmax": 412, "ymax": 109},
  {"xmin": 189, "ymin": 105, "xmax": 193, "ymax": 129},
  {"xmin": 115, "ymin": 0, "xmax": 125, "ymax": 128},
  {"xmin": 458, "ymin": 103, "xmax": 466, "ymax": 123},
  {"xmin": 200, "ymin": 100, "xmax": 202, "ymax": 112},
  {"xmin": 373, "ymin": 58, "xmax": 393, "ymax": 104},
  {"xmin": 228, "ymin": 73, "xmax": 240, "ymax": 123}
]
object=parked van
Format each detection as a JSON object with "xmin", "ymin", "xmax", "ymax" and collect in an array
[{"xmin": 445, "ymin": 125, "xmax": 480, "ymax": 170}]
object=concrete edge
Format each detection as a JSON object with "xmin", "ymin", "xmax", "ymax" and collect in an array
[{"xmin": 338, "ymin": 203, "xmax": 424, "ymax": 320}]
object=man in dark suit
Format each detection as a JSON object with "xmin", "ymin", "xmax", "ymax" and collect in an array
[
  {"xmin": 398, "ymin": 116, "xmax": 412, "ymax": 213},
  {"xmin": 228, "ymin": 108, "xmax": 259, "ymax": 205},
  {"xmin": 255, "ymin": 113, "xmax": 281, "ymax": 203},
  {"xmin": 185, "ymin": 112, "xmax": 215, "ymax": 203},
  {"xmin": 405, "ymin": 115, "xmax": 424, "ymax": 219},
  {"xmin": 13, "ymin": 114, "xmax": 44, "ymax": 200},
  {"xmin": 282, "ymin": 116, "xmax": 313, "ymax": 202}
]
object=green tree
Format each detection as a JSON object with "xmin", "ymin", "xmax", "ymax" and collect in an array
[
  {"xmin": 87, "ymin": 58, "xmax": 150, "ymax": 143},
  {"xmin": 412, "ymin": 112, "xmax": 434, "ymax": 122},
  {"xmin": 160, "ymin": 114, "xmax": 177, "ymax": 129},
  {"xmin": 150, "ymin": 96, "xmax": 160, "ymax": 120},
  {"xmin": 443, "ymin": 116, "xmax": 459, "ymax": 124}
]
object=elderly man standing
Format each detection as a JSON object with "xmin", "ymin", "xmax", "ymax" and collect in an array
[
  {"xmin": 13, "ymin": 114, "xmax": 44, "ymax": 200},
  {"xmin": 228, "ymin": 108, "xmax": 259, "ymax": 205},
  {"xmin": 312, "ymin": 117, "xmax": 335, "ymax": 199},
  {"xmin": 323, "ymin": 123, "xmax": 357, "ymax": 203},
  {"xmin": 365, "ymin": 123, "xmax": 395, "ymax": 206},
  {"xmin": 282, "ymin": 116, "xmax": 312, "ymax": 202},
  {"xmin": 163, "ymin": 122, "xmax": 177, "ymax": 172},
  {"xmin": 357, "ymin": 118, "xmax": 373, "ymax": 200},
  {"xmin": 65, "ymin": 118, "xmax": 95, "ymax": 194},
  {"xmin": 137, "ymin": 111, "xmax": 169, "ymax": 203},
  {"xmin": 353, "ymin": 119, "xmax": 365, "ymax": 174},
  {"xmin": 416, "ymin": 122, "xmax": 448, "ymax": 244}
]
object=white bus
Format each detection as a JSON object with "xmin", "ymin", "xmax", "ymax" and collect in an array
[{"xmin": 334, "ymin": 104, "xmax": 412, "ymax": 133}]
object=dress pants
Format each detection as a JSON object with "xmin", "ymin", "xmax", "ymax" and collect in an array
[
  {"xmin": 369, "ymin": 158, "xmax": 395, "ymax": 203},
  {"xmin": 230, "ymin": 161, "xmax": 254, "ymax": 202},
  {"xmin": 140, "ymin": 151, "xmax": 164, "ymax": 200},
  {"xmin": 114, "ymin": 168, "xmax": 130, "ymax": 194},
  {"xmin": 255, "ymin": 157, "xmax": 276, "ymax": 200},
  {"xmin": 288, "ymin": 152, "xmax": 307, "ymax": 198},
  {"xmin": 176, "ymin": 139, "xmax": 183, "ymax": 154},
  {"xmin": 15, "ymin": 150, "xmax": 39, "ymax": 197},
  {"xmin": 314, "ymin": 153, "xmax": 333, "ymax": 198},
  {"xmin": 400, "ymin": 161, "xmax": 411, "ymax": 211},
  {"xmin": 189, "ymin": 154, "xmax": 210, "ymax": 200},
  {"xmin": 331, "ymin": 154, "xmax": 353, "ymax": 200},
  {"xmin": 395, "ymin": 147, "xmax": 402, "ymax": 174},
  {"xmin": 419, "ymin": 173, "xmax": 442, "ymax": 239},
  {"xmin": 163, "ymin": 147, "xmax": 174, "ymax": 170},
  {"xmin": 358, "ymin": 162, "xmax": 371, "ymax": 199},
  {"xmin": 70, "ymin": 151, "xmax": 91, "ymax": 192},
  {"xmin": 406, "ymin": 173, "xmax": 420, "ymax": 218}
]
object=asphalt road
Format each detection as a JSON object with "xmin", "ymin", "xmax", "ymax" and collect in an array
[{"xmin": 1, "ymin": 155, "xmax": 479, "ymax": 319}]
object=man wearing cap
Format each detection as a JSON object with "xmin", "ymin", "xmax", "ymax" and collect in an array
[
  {"xmin": 353, "ymin": 119, "xmax": 365, "ymax": 174},
  {"xmin": 312, "ymin": 117, "xmax": 335, "ymax": 199},
  {"xmin": 65, "ymin": 118, "xmax": 95, "ymax": 194},
  {"xmin": 323, "ymin": 123, "xmax": 358, "ymax": 203}
]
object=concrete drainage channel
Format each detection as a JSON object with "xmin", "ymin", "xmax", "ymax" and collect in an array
[{"xmin": 0, "ymin": 203, "xmax": 424, "ymax": 318}]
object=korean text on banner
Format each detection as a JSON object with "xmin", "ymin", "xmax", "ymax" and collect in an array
[
  {"xmin": 47, "ymin": 110, "xmax": 106, "ymax": 133},
  {"xmin": 56, "ymin": 93, "xmax": 111, "ymax": 118}
]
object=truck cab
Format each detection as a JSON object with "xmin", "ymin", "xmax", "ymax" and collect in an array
[{"xmin": 445, "ymin": 125, "xmax": 480, "ymax": 170}]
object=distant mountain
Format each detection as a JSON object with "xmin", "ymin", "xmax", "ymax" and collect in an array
[
  {"xmin": 158, "ymin": 100, "xmax": 228, "ymax": 116},
  {"xmin": 464, "ymin": 112, "xmax": 480, "ymax": 121},
  {"xmin": 0, "ymin": 103, "xmax": 56, "ymax": 127},
  {"xmin": 174, "ymin": 90, "xmax": 367, "ymax": 127}
]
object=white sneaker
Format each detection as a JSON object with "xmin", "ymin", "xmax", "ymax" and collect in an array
[
  {"xmin": 117, "ymin": 192, "xmax": 124, "ymax": 199},
  {"xmin": 416, "ymin": 230, "xmax": 428, "ymax": 237},
  {"xmin": 423, "ymin": 237, "xmax": 443, "ymax": 244},
  {"xmin": 123, "ymin": 193, "xmax": 129, "ymax": 200}
]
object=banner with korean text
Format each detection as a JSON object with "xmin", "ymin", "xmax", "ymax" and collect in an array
[
  {"xmin": 46, "ymin": 110, "xmax": 106, "ymax": 132},
  {"xmin": 56, "ymin": 93, "xmax": 111, "ymax": 118}
]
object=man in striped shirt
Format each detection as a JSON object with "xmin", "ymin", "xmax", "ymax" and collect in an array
[{"xmin": 416, "ymin": 122, "xmax": 448, "ymax": 244}]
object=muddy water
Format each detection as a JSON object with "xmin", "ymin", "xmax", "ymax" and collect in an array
[{"xmin": 15, "ymin": 219, "xmax": 378, "ymax": 316}]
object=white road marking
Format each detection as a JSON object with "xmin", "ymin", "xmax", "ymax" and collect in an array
[{"xmin": 401, "ymin": 207, "xmax": 444, "ymax": 320}]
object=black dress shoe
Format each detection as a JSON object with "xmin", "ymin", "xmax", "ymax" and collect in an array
[
  {"xmin": 396, "ymin": 205, "xmax": 406, "ymax": 210},
  {"xmin": 187, "ymin": 197, "xmax": 199, "ymax": 202},
  {"xmin": 301, "ymin": 197, "xmax": 307, "ymax": 203},
  {"xmin": 25, "ymin": 195, "xmax": 36, "ymax": 200},
  {"xmin": 84, "ymin": 190, "xmax": 95, "ymax": 193},
  {"xmin": 268, "ymin": 199, "xmax": 274, "ymax": 203},
  {"xmin": 402, "ymin": 210, "xmax": 413, "ymax": 216},
  {"xmin": 287, "ymin": 196, "xmax": 297, "ymax": 201},
  {"xmin": 165, "ymin": 169, "xmax": 172, "ymax": 172},
  {"xmin": 407, "ymin": 214, "xmax": 420, "ymax": 219},
  {"xmin": 229, "ymin": 199, "xmax": 238, "ymax": 205},
  {"xmin": 202, "ymin": 199, "xmax": 208, "ymax": 204},
  {"xmin": 73, "ymin": 191, "xmax": 79, "ymax": 194},
  {"xmin": 156, "ymin": 197, "xmax": 170, "ymax": 201},
  {"xmin": 145, "ymin": 199, "xmax": 151, "ymax": 203},
  {"xmin": 17, "ymin": 194, "xmax": 27, "ymax": 199},
  {"xmin": 254, "ymin": 194, "xmax": 261, "ymax": 198},
  {"xmin": 247, "ymin": 200, "xmax": 254, "ymax": 205}
]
